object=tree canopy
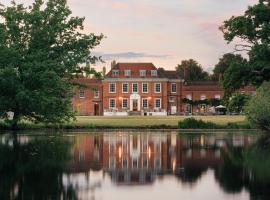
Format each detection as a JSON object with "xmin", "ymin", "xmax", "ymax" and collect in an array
[
  {"xmin": 176, "ymin": 59, "xmax": 209, "ymax": 81},
  {"xmin": 0, "ymin": 0, "xmax": 103, "ymax": 128},
  {"xmin": 220, "ymin": 0, "xmax": 270, "ymax": 89}
]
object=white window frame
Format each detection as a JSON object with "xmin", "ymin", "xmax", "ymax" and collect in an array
[
  {"xmin": 171, "ymin": 83, "xmax": 177, "ymax": 93},
  {"xmin": 142, "ymin": 98, "xmax": 148, "ymax": 109},
  {"xmin": 79, "ymin": 89, "xmax": 85, "ymax": 98},
  {"xmin": 122, "ymin": 98, "xmax": 128, "ymax": 109},
  {"xmin": 142, "ymin": 83, "xmax": 148, "ymax": 93},
  {"xmin": 154, "ymin": 98, "xmax": 161, "ymax": 109},
  {"xmin": 122, "ymin": 83, "xmax": 129, "ymax": 93},
  {"xmin": 93, "ymin": 90, "xmax": 99, "ymax": 98},
  {"xmin": 151, "ymin": 70, "xmax": 157, "ymax": 77},
  {"xmin": 132, "ymin": 83, "xmax": 138, "ymax": 93},
  {"xmin": 214, "ymin": 94, "xmax": 221, "ymax": 99},
  {"xmin": 154, "ymin": 83, "xmax": 161, "ymax": 93},
  {"xmin": 109, "ymin": 98, "xmax": 116, "ymax": 109},
  {"xmin": 112, "ymin": 70, "xmax": 119, "ymax": 77},
  {"xmin": 140, "ymin": 70, "xmax": 146, "ymax": 77},
  {"xmin": 109, "ymin": 83, "xmax": 116, "ymax": 93},
  {"xmin": 124, "ymin": 70, "xmax": 131, "ymax": 77}
]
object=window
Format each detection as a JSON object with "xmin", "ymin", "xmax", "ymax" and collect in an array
[
  {"xmin": 142, "ymin": 83, "xmax": 148, "ymax": 93},
  {"xmin": 109, "ymin": 98, "xmax": 116, "ymax": 109},
  {"xmin": 155, "ymin": 98, "xmax": 161, "ymax": 108},
  {"xmin": 142, "ymin": 98, "xmax": 148, "ymax": 109},
  {"xmin": 124, "ymin": 70, "xmax": 131, "ymax": 77},
  {"xmin": 200, "ymin": 95, "xmax": 206, "ymax": 100},
  {"xmin": 151, "ymin": 70, "xmax": 157, "ymax": 76},
  {"xmin": 112, "ymin": 70, "xmax": 119, "ymax": 77},
  {"xmin": 140, "ymin": 70, "xmax": 146, "ymax": 77},
  {"xmin": 186, "ymin": 94, "xmax": 192, "ymax": 100},
  {"xmin": 109, "ymin": 83, "xmax": 116, "ymax": 93},
  {"xmin": 122, "ymin": 98, "xmax": 128, "ymax": 108},
  {"xmin": 122, "ymin": 83, "xmax": 129, "ymax": 93},
  {"xmin": 79, "ymin": 89, "xmax": 85, "ymax": 98},
  {"xmin": 94, "ymin": 90, "xmax": 99, "ymax": 98},
  {"xmin": 132, "ymin": 83, "xmax": 138, "ymax": 93},
  {"xmin": 155, "ymin": 83, "xmax": 161, "ymax": 93},
  {"xmin": 171, "ymin": 83, "xmax": 177, "ymax": 93},
  {"xmin": 214, "ymin": 95, "xmax": 221, "ymax": 99},
  {"xmin": 169, "ymin": 96, "xmax": 174, "ymax": 102}
]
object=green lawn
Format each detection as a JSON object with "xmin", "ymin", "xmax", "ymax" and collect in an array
[{"xmin": 72, "ymin": 115, "xmax": 247, "ymax": 127}]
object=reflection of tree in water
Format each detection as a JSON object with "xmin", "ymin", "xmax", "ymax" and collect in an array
[
  {"xmin": 0, "ymin": 134, "xmax": 77, "ymax": 200},
  {"xmin": 215, "ymin": 136, "xmax": 270, "ymax": 200}
]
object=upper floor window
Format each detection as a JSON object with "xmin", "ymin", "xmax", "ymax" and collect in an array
[
  {"xmin": 171, "ymin": 83, "xmax": 177, "ymax": 93},
  {"xmin": 132, "ymin": 83, "xmax": 138, "ymax": 93},
  {"xmin": 151, "ymin": 70, "xmax": 157, "ymax": 77},
  {"xmin": 142, "ymin": 83, "xmax": 148, "ymax": 93},
  {"xmin": 124, "ymin": 70, "xmax": 131, "ymax": 77},
  {"xmin": 112, "ymin": 70, "xmax": 119, "ymax": 77},
  {"xmin": 155, "ymin": 83, "xmax": 161, "ymax": 93},
  {"xmin": 140, "ymin": 70, "xmax": 146, "ymax": 77},
  {"xmin": 94, "ymin": 90, "xmax": 99, "ymax": 98},
  {"xmin": 122, "ymin": 83, "xmax": 129, "ymax": 93},
  {"xmin": 214, "ymin": 95, "xmax": 221, "ymax": 99},
  {"xmin": 79, "ymin": 89, "xmax": 85, "ymax": 98},
  {"xmin": 109, "ymin": 83, "xmax": 116, "ymax": 93}
]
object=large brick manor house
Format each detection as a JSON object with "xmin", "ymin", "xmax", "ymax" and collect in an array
[{"xmin": 72, "ymin": 63, "xmax": 255, "ymax": 116}]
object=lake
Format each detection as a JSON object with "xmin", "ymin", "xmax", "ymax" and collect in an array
[{"xmin": 0, "ymin": 131, "xmax": 269, "ymax": 200}]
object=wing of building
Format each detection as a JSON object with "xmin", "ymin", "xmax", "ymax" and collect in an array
[{"xmin": 72, "ymin": 63, "xmax": 256, "ymax": 116}]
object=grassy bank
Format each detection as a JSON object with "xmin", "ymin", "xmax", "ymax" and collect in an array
[{"xmin": 0, "ymin": 115, "xmax": 252, "ymax": 130}]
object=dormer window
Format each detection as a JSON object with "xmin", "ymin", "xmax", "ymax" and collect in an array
[
  {"xmin": 112, "ymin": 70, "xmax": 119, "ymax": 77},
  {"xmin": 151, "ymin": 70, "xmax": 157, "ymax": 77},
  {"xmin": 140, "ymin": 70, "xmax": 146, "ymax": 77},
  {"xmin": 124, "ymin": 70, "xmax": 131, "ymax": 77}
]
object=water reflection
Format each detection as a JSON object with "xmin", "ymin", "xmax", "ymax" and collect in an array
[{"xmin": 0, "ymin": 132, "xmax": 269, "ymax": 200}]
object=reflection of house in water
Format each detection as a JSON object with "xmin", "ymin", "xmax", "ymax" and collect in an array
[{"xmin": 65, "ymin": 133, "xmax": 257, "ymax": 185}]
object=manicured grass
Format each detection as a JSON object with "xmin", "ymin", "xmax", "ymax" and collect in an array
[{"xmin": 72, "ymin": 115, "xmax": 247, "ymax": 127}]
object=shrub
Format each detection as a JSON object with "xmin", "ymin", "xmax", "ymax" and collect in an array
[
  {"xmin": 245, "ymin": 81, "xmax": 270, "ymax": 131},
  {"xmin": 178, "ymin": 118, "xmax": 219, "ymax": 129}
]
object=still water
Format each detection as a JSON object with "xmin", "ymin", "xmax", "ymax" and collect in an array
[{"xmin": 0, "ymin": 131, "xmax": 269, "ymax": 200}]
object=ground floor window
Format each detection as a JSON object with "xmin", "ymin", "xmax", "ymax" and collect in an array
[
  {"xmin": 142, "ymin": 98, "xmax": 148, "ymax": 109},
  {"xmin": 122, "ymin": 98, "xmax": 128, "ymax": 108},
  {"xmin": 155, "ymin": 98, "xmax": 161, "ymax": 108},
  {"xmin": 109, "ymin": 98, "xmax": 116, "ymax": 109}
]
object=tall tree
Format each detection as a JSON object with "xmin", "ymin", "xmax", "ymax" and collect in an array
[
  {"xmin": 212, "ymin": 53, "xmax": 246, "ymax": 81},
  {"xmin": 0, "ymin": 0, "xmax": 103, "ymax": 128},
  {"xmin": 176, "ymin": 59, "xmax": 209, "ymax": 81},
  {"xmin": 220, "ymin": 0, "xmax": 270, "ymax": 88}
]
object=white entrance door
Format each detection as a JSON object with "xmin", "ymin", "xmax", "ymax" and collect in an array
[{"xmin": 130, "ymin": 93, "xmax": 141, "ymax": 111}]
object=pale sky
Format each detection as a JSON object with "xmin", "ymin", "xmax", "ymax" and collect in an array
[{"xmin": 1, "ymin": 0, "xmax": 257, "ymax": 72}]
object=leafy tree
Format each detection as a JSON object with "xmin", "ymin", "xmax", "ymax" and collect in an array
[
  {"xmin": 0, "ymin": 0, "xmax": 103, "ymax": 129},
  {"xmin": 212, "ymin": 53, "xmax": 246, "ymax": 81},
  {"xmin": 245, "ymin": 81, "xmax": 270, "ymax": 131},
  {"xmin": 176, "ymin": 59, "xmax": 209, "ymax": 81},
  {"xmin": 227, "ymin": 92, "xmax": 251, "ymax": 113},
  {"xmin": 220, "ymin": 0, "xmax": 270, "ymax": 89}
]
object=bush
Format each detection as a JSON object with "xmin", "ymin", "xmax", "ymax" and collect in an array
[
  {"xmin": 178, "ymin": 118, "xmax": 219, "ymax": 129},
  {"xmin": 245, "ymin": 81, "xmax": 270, "ymax": 131}
]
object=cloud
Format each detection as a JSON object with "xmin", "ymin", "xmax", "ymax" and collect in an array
[{"xmin": 95, "ymin": 52, "xmax": 170, "ymax": 61}]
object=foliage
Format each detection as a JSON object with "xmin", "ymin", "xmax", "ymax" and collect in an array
[
  {"xmin": 220, "ymin": 0, "xmax": 270, "ymax": 89},
  {"xmin": 178, "ymin": 118, "xmax": 219, "ymax": 129},
  {"xmin": 0, "ymin": 0, "xmax": 103, "ymax": 129},
  {"xmin": 227, "ymin": 92, "xmax": 252, "ymax": 113},
  {"xmin": 182, "ymin": 98, "xmax": 221, "ymax": 107},
  {"xmin": 245, "ymin": 81, "xmax": 270, "ymax": 131},
  {"xmin": 212, "ymin": 53, "xmax": 246, "ymax": 82},
  {"xmin": 176, "ymin": 59, "xmax": 209, "ymax": 81}
]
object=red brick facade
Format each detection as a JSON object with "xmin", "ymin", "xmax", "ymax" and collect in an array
[{"xmin": 72, "ymin": 63, "xmax": 256, "ymax": 116}]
